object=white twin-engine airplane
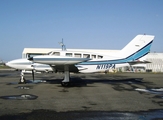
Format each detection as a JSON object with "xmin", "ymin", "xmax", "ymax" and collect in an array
[{"xmin": 6, "ymin": 34, "xmax": 154, "ymax": 86}]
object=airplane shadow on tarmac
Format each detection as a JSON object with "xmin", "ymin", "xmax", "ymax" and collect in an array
[
  {"xmin": 4, "ymin": 72, "xmax": 154, "ymax": 92},
  {"xmin": 41, "ymin": 76, "xmax": 153, "ymax": 89}
]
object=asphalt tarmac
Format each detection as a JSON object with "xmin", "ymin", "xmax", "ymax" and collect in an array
[{"xmin": 0, "ymin": 70, "xmax": 163, "ymax": 120}]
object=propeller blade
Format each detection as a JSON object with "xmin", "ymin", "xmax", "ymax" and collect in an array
[{"xmin": 32, "ymin": 70, "xmax": 34, "ymax": 81}]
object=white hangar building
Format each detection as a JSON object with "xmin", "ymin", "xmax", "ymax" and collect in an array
[{"xmin": 22, "ymin": 48, "xmax": 163, "ymax": 73}]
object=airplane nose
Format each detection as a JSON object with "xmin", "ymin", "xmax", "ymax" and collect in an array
[
  {"xmin": 5, "ymin": 62, "xmax": 11, "ymax": 67},
  {"xmin": 5, "ymin": 60, "xmax": 17, "ymax": 68},
  {"xmin": 28, "ymin": 57, "xmax": 33, "ymax": 61}
]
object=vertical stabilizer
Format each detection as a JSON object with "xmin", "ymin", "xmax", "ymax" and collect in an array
[{"xmin": 118, "ymin": 35, "xmax": 154, "ymax": 60}]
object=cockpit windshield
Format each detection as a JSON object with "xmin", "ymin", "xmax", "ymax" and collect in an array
[
  {"xmin": 47, "ymin": 51, "xmax": 53, "ymax": 55},
  {"xmin": 46, "ymin": 51, "xmax": 60, "ymax": 56}
]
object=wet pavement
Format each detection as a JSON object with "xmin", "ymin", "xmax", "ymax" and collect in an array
[
  {"xmin": 0, "ymin": 109, "xmax": 163, "ymax": 120},
  {"xmin": 0, "ymin": 94, "xmax": 38, "ymax": 100},
  {"xmin": 0, "ymin": 71, "xmax": 163, "ymax": 119}
]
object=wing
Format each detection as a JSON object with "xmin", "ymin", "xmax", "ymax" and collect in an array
[{"xmin": 28, "ymin": 55, "xmax": 91, "ymax": 65}]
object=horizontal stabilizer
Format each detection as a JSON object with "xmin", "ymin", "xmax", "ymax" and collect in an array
[{"xmin": 128, "ymin": 60, "xmax": 151, "ymax": 65}]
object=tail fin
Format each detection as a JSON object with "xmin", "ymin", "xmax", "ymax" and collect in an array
[{"xmin": 118, "ymin": 34, "xmax": 155, "ymax": 61}]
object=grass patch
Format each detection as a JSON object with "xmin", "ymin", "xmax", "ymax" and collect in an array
[{"xmin": 0, "ymin": 65, "xmax": 10, "ymax": 69}]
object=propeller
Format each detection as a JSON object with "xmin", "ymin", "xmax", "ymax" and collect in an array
[
  {"xmin": 28, "ymin": 57, "xmax": 35, "ymax": 81},
  {"xmin": 32, "ymin": 70, "xmax": 35, "ymax": 81},
  {"xmin": 31, "ymin": 63, "xmax": 35, "ymax": 81}
]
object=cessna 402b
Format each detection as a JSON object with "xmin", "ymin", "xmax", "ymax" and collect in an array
[{"xmin": 6, "ymin": 34, "xmax": 154, "ymax": 86}]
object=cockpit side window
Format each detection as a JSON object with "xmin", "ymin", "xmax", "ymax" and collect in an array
[{"xmin": 52, "ymin": 52, "xmax": 60, "ymax": 56}]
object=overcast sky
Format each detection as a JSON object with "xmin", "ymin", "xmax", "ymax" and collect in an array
[{"xmin": 0, "ymin": 0, "xmax": 163, "ymax": 61}]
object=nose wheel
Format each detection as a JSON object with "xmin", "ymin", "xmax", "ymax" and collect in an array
[{"xmin": 19, "ymin": 71, "xmax": 26, "ymax": 84}]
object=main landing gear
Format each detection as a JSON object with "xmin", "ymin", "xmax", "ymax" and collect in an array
[{"xmin": 61, "ymin": 65, "xmax": 70, "ymax": 87}]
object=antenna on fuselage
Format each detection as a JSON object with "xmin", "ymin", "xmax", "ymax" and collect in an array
[{"xmin": 58, "ymin": 38, "xmax": 66, "ymax": 51}]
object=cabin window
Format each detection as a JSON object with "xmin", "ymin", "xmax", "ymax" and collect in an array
[
  {"xmin": 98, "ymin": 55, "xmax": 103, "ymax": 59},
  {"xmin": 91, "ymin": 55, "xmax": 96, "ymax": 59},
  {"xmin": 52, "ymin": 52, "xmax": 60, "ymax": 56},
  {"xmin": 83, "ymin": 54, "xmax": 90, "ymax": 58},
  {"xmin": 74, "ymin": 53, "xmax": 81, "ymax": 58},
  {"xmin": 66, "ymin": 53, "xmax": 72, "ymax": 57}
]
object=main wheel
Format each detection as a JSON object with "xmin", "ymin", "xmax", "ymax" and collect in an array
[{"xmin": 61, "ymin": 82, "xmax": 69, "ymax": 87}]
